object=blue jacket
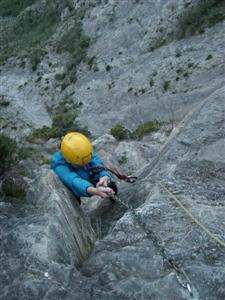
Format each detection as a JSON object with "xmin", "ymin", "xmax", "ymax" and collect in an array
[{"xmin": 51, "ymin": 150, "xmax": 111, "ymax": 198}]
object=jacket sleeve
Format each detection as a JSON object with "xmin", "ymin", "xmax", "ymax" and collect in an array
[
  {"xmin": 52, "ymin": 163, "xmax": 94, "ymax": 198},
  {"xmin": 91, "ymin": 151, "xmax": 112, "ymax": 180}
]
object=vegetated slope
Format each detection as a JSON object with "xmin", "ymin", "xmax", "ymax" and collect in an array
[
  {"xmin": 0, "ymin": 1, "xmax": 225, "ymax": 299},
  {"xmin": 0, "ymin": 0, "xmax": 90, "ymax": 138},
  {"xmin": 0, "ymin": 0, "xmax": 224, "ymax": 140},
  {"xmin": 75, "ymin": 0, "xmax": 225, "ymax": 136}
]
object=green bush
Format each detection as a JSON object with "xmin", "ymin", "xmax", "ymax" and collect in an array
[
  {"xmin": 55, "ymin": 73, "xmax": 66, "ymax": 81},
  {"xmin": 0, "ymin": 134, "xmax": 17, "ymax": 174},
  {"xmin": 149, "ymin": 38, "xmax": 166, "ymax": 52},
  {"xmin": 183, "ymin": 72, "xmax": 189, "ymax": 78},
  {"xmin": 0, "ymin": 0, "xmax": 37, "ymax": 17},
  {"xmin": 163, "ymin": 80, "xmax": 171, "ymax": 92},
  {"xmin": 2, "ymin": 177, "xmax": 26, "ymax": 198},
  {"xmin": 55, "ymin": 20, "xmax": 90, "ymax": 68},
  {"xmin": 110, "ymin": 124, "xmax": 130, "ymax": 141},
  {"xmin": 111, "ymin": 120, "xmax": 163, "ymax": 141},
  {"xmin": 175, "ymin": 50, "xmax": 182, "ymax": 57},
  {"xmin": 131, "ymin": 120, "xmax": 162, "ymax": 140},
  {"xmin": 54, "ymin": 17, "xmax": 90, "ymax": 87},
  {"xmin": 206, "ymin": 54, "xmax": 213, "ymax": 60},
  {"xmin": 30, "ymin": 53, "xmax": 41, "ymax": 71},
  {"xmin": 176, "ymin": 0, "xmax": 225, "ymax": 39},
  {"xmin": 188, "ymin": 62, "xmax": 194, "ymax": 68},
  {"xmin": 26, "ymin": 100, "xmax": 90, "ymax": 143},
  {"xmin": 149, "ymin": 79, "xmax": 154, "ymax": 87},
  {"xmin": 86, "ymin": 56, "xmax": 96, "ymax": 69},
  {"xmin": 0, "ymin": 1, "xmax": 61, "ymax": 66},
  {"xmin": 0, "ymin": 101, "xmax": 9, "ymax": 107},
  {"xmin": 118, "ymin": 153, "xmax": 128, "ymax": 164}
]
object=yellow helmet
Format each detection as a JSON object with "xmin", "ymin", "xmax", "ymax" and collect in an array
[{"xmin": 61, "ymin": 132, "xmax": 93, "ymax": 166}]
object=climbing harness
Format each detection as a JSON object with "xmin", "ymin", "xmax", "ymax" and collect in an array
[{"xmin": 89, "ymin": 166, "xmax": 138, "ymax": 183}]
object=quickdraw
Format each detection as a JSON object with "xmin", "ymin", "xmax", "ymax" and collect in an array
[
  {"xmin": 168, "ymin": 259, "xmax": 193, "ymax": 297},
  {"xmin": 89, "ymin": 166, "xmax": 137, "ymax": 183}
]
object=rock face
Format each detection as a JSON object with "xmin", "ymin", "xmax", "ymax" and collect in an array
[
  {"xmin": 92, "ymin": 133, "xmax": 162, "ymax": 173},
  {"xmin": 0, "ymin": 170, "xmax": 96, "ymax": 300},
  {"xmin": 76, "ymin": 0, "xmax": 225, "ymax": 136},
  {"xmin": 0, "ymin": 0, "xmax": 225, "ymax": 299},
  {"xmin": 79, "ymin": 85, "xmax": 225, "ymax": 300},
  {"xmin": 1, "ymin": 86, "xmax": 224, "ymax": 300}
]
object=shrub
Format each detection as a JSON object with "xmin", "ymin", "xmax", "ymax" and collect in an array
[
  {"xmin": 0, "ymin": 134, "xmax": 17, "ymax": 174},
  {"xmin": 163, "ymin": 80, "xmax": 171, "ymax": 92},
  {"xmin": 176, "ymin": 0, "xmax": 225, "ymax": 39},
  {"xmin": 206, "ymin": 54, "xmax": 213, "ymax": 60},
  {"xmin": 0, "ymin": 1, "xmax": 61, "ymax": 66},
  {"xmin": 118, "ymin": 152, "xmax": 128, "ymax": 165},
  {"xmin": 26, "ymin": 100, "xmax": 90, "ymax": 143},
  {"xmin": 149, "ymin": 79, "xmax": 154, "ymax": 87},
  {"xmin": 149, "ymin": 38, "xmax": 166, "ymax": 52},
  {"xmin": 2, "ymin": 176, "xmax": 26, "ymax": 198},
  {"xmin": 0, "ymin": 101, "xmax": 10, "ymax": 107},
  {"xmin": 110, "ymin": 124, "xmax": 130, "ymax": 141},
  {"xmin": 86, "ymin": 56, "xmax": 96, "ymax": 69},
  {"xmin": 54, "ymin": 18, "xmax": 90, "ymax": 87},
  {"xmin": 55, "ymin": 19, "xmax": 90, "ymax": 67},
  {"xmin": 176, "ymin": 68, "xmax": 183, "ymax": 74},
  {"xmin": 55, "ymin": 73, "xmax": 66, "ymax": 81},
  {"xmin": 0, "ymin": 0, "xmax": 37, "ymax": 17},
  {"xmin": 31, "ymin": 54, "xmax": 41, "ymax": 71},
  {"xmin": 131, "ymin": 120, "xmax": 162, "ymax": 139},
  {"xmin": 175, "ymin": 50, "xmax": 182, "ymax": 57},
  {"xmin": 111, "ymin": 120, "xmax": 163, "ymax": 141},
  {"xmin": 188, "ymin": 62, "xmax": 194, "ymax": 68}
]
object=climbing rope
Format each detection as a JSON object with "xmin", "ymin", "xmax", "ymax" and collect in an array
[
  {"xmin": 110, "ymin": 181, "xmax": 225, "ymax": 297},
  {"xmin": 92, "ymin": 164, "xmax": 224, "ymax": 295},
  {"xmin": 110, "ymin": 193, "xmax": 194, "ymax": 297},
  {"xmin": 90, "ymin": 166, "xmax": 138, "ymax": 183},
  {"xmin": 159, "ymin": 182, "xmax": 225, "ymax": 249}
]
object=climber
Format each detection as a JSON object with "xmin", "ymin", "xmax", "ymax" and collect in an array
[{"xmin": 51, "ymin": 132, "xmax": 117, "ymax": 204}]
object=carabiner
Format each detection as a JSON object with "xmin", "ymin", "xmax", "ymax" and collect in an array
[{"xmin": 125, "ymin": 176, "xmax": 138, "ymax": 183}]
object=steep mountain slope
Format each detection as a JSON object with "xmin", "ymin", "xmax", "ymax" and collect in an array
[
  {"xmin": 0, "ymin": 0, "xmax": 225, "ymax": 299},
  {"xmin": 76, "ymin": 0, "xmax": 225, "ymax": 136},
  {"xmin": 1, "ymin": 84, "xmax": 224, "ymax": 300},
  {"xmin": 0, "ymin": 0, "xmax": 224, "ymax": 138}
]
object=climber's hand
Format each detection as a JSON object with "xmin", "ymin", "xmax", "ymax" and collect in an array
[
  {"xmin": 96, "ymin": 186, "xmax": 114, "ymax": 199},
  {"xmin": 96, "ymin": 176, "xmax": 110, "ymax": 187},
  {"xmin": 87, "ymin": 186, "xmax": 114, "ymax": 199}
]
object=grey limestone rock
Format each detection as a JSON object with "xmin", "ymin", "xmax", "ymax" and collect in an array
[
  {"xmin": 0, "ymin": 169, "xmax": 96, "ymax": 300},
  {"xmin": 0, "ymin": 0, "xmax": 225, "ymax": 299}
]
